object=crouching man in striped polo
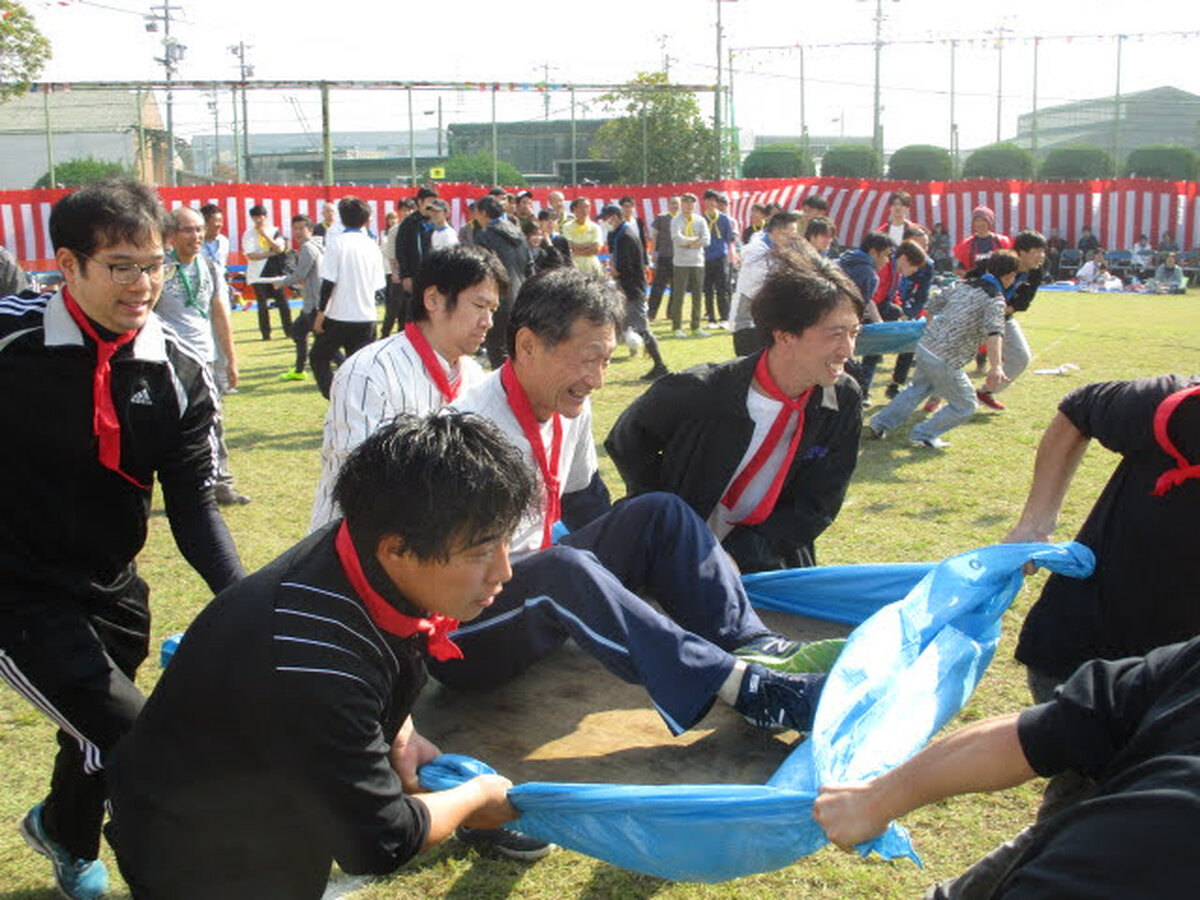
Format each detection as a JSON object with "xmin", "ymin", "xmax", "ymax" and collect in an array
[
  {"xmin": 0, "ymin": 181, "xmax": 245, "ymax": 899},
  {"xmin": 106, "ymin": 414, "xmax": 535, "ymax": 899}
]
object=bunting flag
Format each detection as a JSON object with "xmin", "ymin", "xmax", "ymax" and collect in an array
[{"xmin": 3, "ymin": 178, "xmax": 1196, "ymax": 272}]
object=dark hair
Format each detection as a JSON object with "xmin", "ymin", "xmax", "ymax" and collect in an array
[
  {"xmin": 680, "ymin": 192, "xmax": 697, "ymax": 203},
  {"xmin": 428, "ymin": 199, "xmax": 449, "ymax": 213},
  {"xmin": 416, "ymin": 186, "xmax": 440, "ymax": 201},
  {"xmin": 895, "ymin": 240, "xmax": 927, "ymax": 267},
  {"xmin": 619, "ymin": 195, "xmax": 635, "ymax": 206},
  {"xmin": 397, "ymin": 197, "xmax": 417, "ymax": 211},
  {"xmin": 521, "ymin": 219, "xmax": 541, "ymax": 237},
  {"xmin": 985, "ymin": 249, "xmax": 1021, "ymax": 279},
  {"xmin": 751, "ymin": 243, "xmax": 863, "ymax": 344},
  {"xmin": 291, "ymin": 214, "xmax": 314, "ymax": 230},
  {"xmin": 903, "ymin": 224, "xmax": 927, "ymax": 240},
  {"xmin": 1013, "ymin": 229, "xmax": 1048, "ymax": 252},
  {"xmin": 860, "ymin": 231, "xmax": 894, "ymax": 254},
  {"xmin": 335, "ymin": 412, "xmax": 536, "ymax": 564},
  {"xmin": 703, "ymin": 189, "xmax": 720, "ymax": 201},
  {"xmin": 766, "ymin": 210, "xmax": 801, "ymax": 232},
  {"xmin": 802, "ymin": 194, "xmax": 829, "ymax": 212},
  {"xmin": 338, "ymin": 196, "xmax": 371, "ymax": 229},
  {"xmin": 411, "ymin": 244, "xmax": 508, "ymax": 323},
  {"xmin": 599, "ymin": 204, "xmax": 623, "ymax": 222},
  {"xmin": 537, "ymin": 209, "xmax": 555, "ymax": 222},
  {"xmin": 49, "ymin": 179, "xmax": 170, "ymax": 263},
  {"xmin": 476, "ymin": 195, "xmax": 504, "ymax": 220},
  {"xmin": 750, "ymin": 203, "xmax": 769, "ymax": 216},
  {"xmin": 249, "ymin": 204, "xmax": 268, "ymax": 218},
  {"xmin": 804, "ymin": 216, "xmax": 834, "ymax": 240},
  {"xmin": 199, "ymin": 203, "xmax": 222, "ymax": 222},
  {"xmin": 570, "ymin": 197, "xmax": 591, "ymax": 214},
  {"xmin": 506, "ymin": 267, "xmax": 624, "ymax": 359},
  {"xmin": 887, "ymin": 190, "xmax": 912, "ymax": 208}
]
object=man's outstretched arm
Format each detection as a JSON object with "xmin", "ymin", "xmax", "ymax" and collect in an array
[
  {"xmin": 814, "ymin": 713, "xmax": 1035, "ymax": 850},
  {"xmin": 1004, "ymin": 411, "xmax": 1091, "ymax": 544}
]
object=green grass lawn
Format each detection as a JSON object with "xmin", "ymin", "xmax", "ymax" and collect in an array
[{"xmin": 2, "ymin": 290, "xmax": 1198, "ymax": 899}]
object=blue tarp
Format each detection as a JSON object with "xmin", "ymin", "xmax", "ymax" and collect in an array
[
  {"xmin": 421, "ymin": 541, "xmax": 1095, "ymax": 883},
  {"xmin": 853, "ymin": 320, "xmax": 926, "ymax": 356}
]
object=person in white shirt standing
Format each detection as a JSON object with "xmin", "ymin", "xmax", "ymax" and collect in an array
[
  {"xmin": 310, "ymin": 244, "xmax": 505, "ymax": 529},
  {"xmin": 240, "ymin": 203, "xmax": 293, "ymax": 341},
  {"xmin": 311, "ymin": 197, "xmax": 387, "ymax": 398}
]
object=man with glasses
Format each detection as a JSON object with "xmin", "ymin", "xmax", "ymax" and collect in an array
[
  {"xmin": 0, "ymin": 181, "xmax": 244, "ymax": 900},
  {"xmin": 158, "ymin": 206, "xmax": 249, "ymax": 505}
]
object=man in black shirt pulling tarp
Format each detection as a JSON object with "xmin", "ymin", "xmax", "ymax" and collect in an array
[{"xmin": 106, "ymin": 413, "xmax": 537, "ymax": 899}]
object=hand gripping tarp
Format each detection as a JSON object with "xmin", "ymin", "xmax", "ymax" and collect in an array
[
  {"xmin": 420, "ymin": 541, "xmax": 1095, "ymax": 883},
  {"xmin": 853, "ymin": 319, "xmax": 926, "ymax": 357}
]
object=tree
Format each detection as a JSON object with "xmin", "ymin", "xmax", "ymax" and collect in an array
[
  {"xmin": 434, "ymin": 152, "xmax": 526, "ymax": 188},
  {"xmin": 741, "ymin": 144, "xmax": 813, "ymax": 178},
  {"xmin": 33, "ymin": 157, "xmax": 131, "ymax": 189},
  {"xmin": 888, "ymin": 144, "xmax": 954, "ymax": 181},
  {"xmin": 820, "ymin": 144, "xmax": 882, "ymax": 178},
  {"xmin": 0, "ymin": 1, "xmax": 49, "ymax": 103},
  {"xmin": 961, "ymin": 142, "xmax": 1034, "ymax": 179},
  {"xmin": 591, "ymin": 71, "xmax": 714, "ymax": 185},
  {"xmin": 1124, "ymin": 145, "xmax": 1200, "ymax": 181},
  {"xmin": 1038, "ymin": 145, "xmax": 1114, "ymax": 181}
]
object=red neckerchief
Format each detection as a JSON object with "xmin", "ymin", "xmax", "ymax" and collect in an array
[
  {"xmin": 403, "ymin": 321, "xmax": 459, "ymax": 403},
  {"xmin": 720, "ymin": 350, "xmax": 813, "ymax": 526},
  {"xmin": 62, "ymin": 288, "xmax": 150, "ymax": 490},
  {"xmin": 1151, "ymin": 384, "xmax": 1200, "ymax": 496},
  {"xmin": 334, "ymin": 521, "xmax": 463, "ymax": 661},
  {"xmin": 500, "ymin": 360, "xmax": 561, "ymax": 549}
]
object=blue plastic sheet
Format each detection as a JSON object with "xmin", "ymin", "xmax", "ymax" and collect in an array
[
  {"xmin": 853, "ymin": 320, "xmax": 926, "ymax": 356},
  {"xmin": 420, "ymin": 541, "xmax": 1095, "ymax": 883},
  {"xmin": 744, "ymin": 561, "xmax": 935, "ymax": 626}
]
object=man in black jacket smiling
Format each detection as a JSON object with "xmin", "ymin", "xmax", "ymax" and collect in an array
[{"xmin": 605, "ymin": 246, "xmax": 863, "ymax": 573}]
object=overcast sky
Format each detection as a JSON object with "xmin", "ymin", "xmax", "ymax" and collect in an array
[{"xmin": 26, "ymin": 0, "xmax": 1200, "ymax": 159}]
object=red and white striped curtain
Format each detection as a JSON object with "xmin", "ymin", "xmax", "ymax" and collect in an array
[{"xmin": 5, "ymin": 177, "xmax": 1197, "ymax": 271}]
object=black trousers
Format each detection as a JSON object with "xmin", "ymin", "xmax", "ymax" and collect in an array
[
  {"xmin": 250, "ymin": 283, "xmax": 293, "ymax": 340},
  {"xmin": 310, "ymin": 319, "xmax": 376, "ymax": 398},
  {"xmin": 381, "ymin": 282, "xmax": 408, "ymax": 337},
  {"xmin": 483, "ymin": 295, "xmax": 513, "ymax": 370},
  {"xmin": 703, "ymin": 257, "xmax": 731, "ymax": 323},
  {"xmin": 0, "ymin": 569, "xmax": 150, "ymax": 859},
  {"xmin": 647, "ymin": 257, "xmax": 673, "ymax": 321}
]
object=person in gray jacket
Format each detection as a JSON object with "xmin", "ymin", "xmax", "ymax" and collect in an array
[{"xmin": 473, "ymin": 194, "xmax": 531, "ymax": 368}]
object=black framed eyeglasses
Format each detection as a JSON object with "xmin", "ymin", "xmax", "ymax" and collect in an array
[{"xmin": 75, "ymin": 252, "xmax": 177, "ymax": 285}]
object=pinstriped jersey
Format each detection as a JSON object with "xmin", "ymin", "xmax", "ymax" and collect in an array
[{"xmin": 310, "ymin": 332, "xmax": 485, "ymax": 531}]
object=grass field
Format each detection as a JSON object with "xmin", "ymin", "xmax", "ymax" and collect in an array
[{"xmin": 2, "ymin": 289, "xmax": 1198, "ymax": 899}]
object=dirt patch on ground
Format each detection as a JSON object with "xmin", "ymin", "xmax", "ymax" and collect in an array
[{"xmin": 412, "ymin": 610, "xmax": 850, "ymax": 787}]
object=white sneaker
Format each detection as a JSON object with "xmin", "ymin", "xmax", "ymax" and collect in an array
[
  {"xmin": 694, "ymin": 328, "xmax": 712, "ymax": 338},
  {"xmin": 625, "ymin": 329, "xmax": 644, "ymax": 357},
  {"xmin": 673, "ymin": 329, "xmax": 689, "ymax": 339},
  {"xmin": 910, "ymin": 436, "xmax": 950, "ymax": 449}
]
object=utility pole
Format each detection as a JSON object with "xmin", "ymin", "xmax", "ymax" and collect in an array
[
  {"xmin": 949, "ymin": 39, "xmax": 958, "ymax": 172},
  {"xmin": 714, "ymin": 0, "xmax": 723, "ymax": 178},
  {"xmin": 657, "ymin": 34, "xmax": 673, "ymax": 78},
  {"xmin": 799, "ymin": 45, "xmax": 809, "ymax": 163},
  {"xmin": 1031, "ymin": 37, "xmax": 1040, "ymax": 160},
  {"xmin": 145, "ymin": 3, "xmax": 184, "ymax": 186},
  {"xmin": 1112, "ymin": 34, "xmax": 1125, "ymax": 170},
  {"xmin": 43, "ymin": 87, "xmax": 56, "ymax": 189},
  {"xmin": 872, "ymin": 0, "xmax": 883, "ymax": 159},
  {"xmin": 994, "ymin": 25, "xmax": 1008, "ymax": 143},
  {"xmin": 229, "ymin": 42, "xmax": 253, "ymax": 182},
  {"xmin": 541, "ymin": 63, "xmax": 553, "ymax": 120},
  {"xmin": 207, "ymin": 90, "xmax": 220, "ymax": 178}
]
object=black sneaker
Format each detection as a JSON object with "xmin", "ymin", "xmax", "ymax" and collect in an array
[
  {"xmin": 455, "ymin": 826, "xmax": 556, "ymax": 861},
  {"xmin": 885, "ymin": 382, "xmax": 901, "ymax": 399},
  {"xmin": 734, "ymin": 662, "xmax": 826, "ymax": 732}
]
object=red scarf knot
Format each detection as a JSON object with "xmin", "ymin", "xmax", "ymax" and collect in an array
[
  {"xmin": 404, "ymin": 321, "xmax": 459, "ymax": 403},
  {"xmin": 500, "ymin": 361, "xmax": 561, "ymax": 549},
  {"xmin": 720, "ymin": 350, "xmax": 814, "ymax": 526},
  {"xmin": 334, "ymin": 522, "xmax": 463, "ymax": 662},
  {"xmin": 1152, "ymin": 384, "xmax": 1200, "ymax": 496},
  {"xmin": 62, "ymin": 288, "xmax": 150, "ymax": 490}
]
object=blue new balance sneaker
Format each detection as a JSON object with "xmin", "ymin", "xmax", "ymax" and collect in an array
[
  {"xmin": 734, "ymin": 662, "xmax": 827, "ymax": 733},
  {"xmin": 20, "ymin": 803, "xmax": 109, "ymax": 900}
]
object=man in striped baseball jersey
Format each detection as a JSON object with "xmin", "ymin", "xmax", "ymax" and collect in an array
[
  {"xmin": 0, "ymin": 181, "xmax": 244, "ymax": 900},
  {"xmin": 310, "ymin": 244, "xmax": 507, "ymax": 530}
]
